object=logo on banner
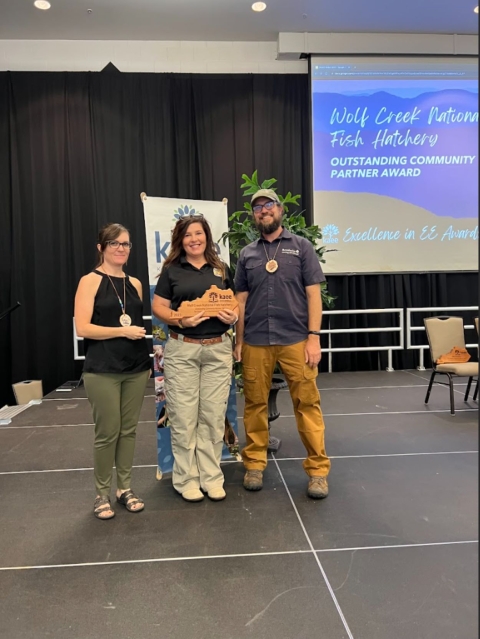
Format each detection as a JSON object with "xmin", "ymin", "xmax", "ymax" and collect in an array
[
  {"xmin": 174, "ymin": 204, "xmax": 202, "ymax": 220},
  {"xmin": 323, "ymin": 224, "xmax": 340, "ymax": 244},
  {"xmin": 155, "ymin": 231, "xmax": 170, "ymax": 263}
]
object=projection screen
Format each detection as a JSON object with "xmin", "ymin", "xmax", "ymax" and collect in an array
[{"xmin": 310, "ymin": 56, "xmax": 478, "ymax": 273}]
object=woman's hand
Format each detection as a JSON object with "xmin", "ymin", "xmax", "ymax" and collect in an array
[
  {"xmin": 217, "ymin": 309, "xmax": 238, "ymax": 325},
  {"xmin": 182, "ymin": 312, "xmax": 209, "ymax": 328},
  {"xmin": 123, "ymin": 326, "xmax": 147, "ymax": 340}
]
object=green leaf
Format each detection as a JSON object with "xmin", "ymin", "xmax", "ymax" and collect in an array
[
  {"xmin": 240, "ymin": 170, "xmax": 263, "ymax": 195},
  {"xmin": 260, "ymin": 178, "xmax": 277, "ymax": 190}
]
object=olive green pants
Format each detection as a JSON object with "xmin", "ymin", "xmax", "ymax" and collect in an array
[{"xmin": 83, "ymin": 370, "xmax": 150, "ymax": 496}]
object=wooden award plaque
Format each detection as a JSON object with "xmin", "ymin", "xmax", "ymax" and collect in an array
[
  {"xmin": 436, "ymin": 347, "xmax": 471, "ymax": 364},
  {"xmin": 170, "ymin": 285, "xmax": 238, "ymax": 319}
]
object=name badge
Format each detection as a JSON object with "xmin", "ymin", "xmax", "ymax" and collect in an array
[{"xmin": 213, "ymin": 268, "xmax": 223, "ymax": 277}]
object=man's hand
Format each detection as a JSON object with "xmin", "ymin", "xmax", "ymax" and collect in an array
[
  {"xmin": 217, "ymin": 309, "xmax": 238, "ymax": 325},
  {"xmin": 305, "ymin": 335, "xmax": 321, "ymax": 368},
  {"xmin": 233, "ymin": 343, "xmax": 243, "ymax": 362}
]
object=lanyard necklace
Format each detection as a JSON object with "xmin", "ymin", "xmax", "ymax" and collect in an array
[
  {"xmin": 262, "ymin": 238, "xmax": 282, "ymax": 273},
  {"xmin": 102, "ymin": 269, "xmax": 132, "ymax": 327}
]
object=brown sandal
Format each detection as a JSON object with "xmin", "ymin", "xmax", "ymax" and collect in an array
[
  {"xmin": 94, "ymin": 495, "xmax": 115, "ymax": 520},
  {"xmin": 116, "ymin": 489, "xmax": 144, "ymax": 513}
]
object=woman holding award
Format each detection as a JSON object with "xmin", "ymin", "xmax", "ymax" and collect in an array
[
  {"xmin": 74, "ymin": 223, "xmax": 151, "ymax": 520},
  {"xmin": 152, "ymin": 215, "xmax": 237, "ymax": 503}
]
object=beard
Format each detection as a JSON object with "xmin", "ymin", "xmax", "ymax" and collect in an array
[{"xmin": 254, "ymin": 216, "xmax": 282, "ymax": 235}]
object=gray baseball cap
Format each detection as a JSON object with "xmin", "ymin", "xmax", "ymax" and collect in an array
[{"xmin": 250, "ymin": 188, "xmax": 280, "ymax": 204}]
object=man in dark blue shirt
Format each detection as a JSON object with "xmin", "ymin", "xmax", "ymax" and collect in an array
[{"xmin": 234, "ymin": 189, "xmax": 331, "ymax": 499}]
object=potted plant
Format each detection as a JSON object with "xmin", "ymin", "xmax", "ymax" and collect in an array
[
  {"xmin": 222, "ymin": 171, "xmax": 335, "ymax": 309},
  {"xmin": 221, "ymin": 172, "xmax": 335, "ymax": 451}
]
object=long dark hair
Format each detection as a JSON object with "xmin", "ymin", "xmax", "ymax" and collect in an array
[
  {"xmin": 161, "ymin": 216, "xmax": 225, "ymax": 277},
  {"xmin": 95, "ymin": 223, "xmax": 130, "ymax": 267}
]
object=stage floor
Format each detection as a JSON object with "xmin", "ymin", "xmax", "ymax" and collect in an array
[{"xmin": 0, "ymin": 370, "xmax": 477, "ymax": 639}]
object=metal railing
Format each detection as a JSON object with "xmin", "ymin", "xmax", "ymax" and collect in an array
[
  {"xmin": 73, "ymin": 317, "xmax": 154, "ymax": 361},
  {"xmin": 322, "ymin": 309, "xmax": 404, "ymax": 373},
  {"xmin": 406, "ymin": 306, "xmax": 479, "ymax": 370},
  {"xmin": 73, "ymin": 305, "xmax": 478, "ymax": 373},
  {"xmin": 74, "ymin": 310, "xmax": 404, "ymax": 371}
]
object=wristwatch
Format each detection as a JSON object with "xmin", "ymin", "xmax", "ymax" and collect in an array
[{"xmin": 308, "ymin": 330, "xmax": 321, "ymax": 336}]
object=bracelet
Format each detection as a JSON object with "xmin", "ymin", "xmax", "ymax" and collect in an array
[
  {"xmin": 178, "ymin": 318, "xmax": 184, "ymax": 329},
  {"xmin": 231, "ymin": 314, "xmax": 238, "ymax": 326}
]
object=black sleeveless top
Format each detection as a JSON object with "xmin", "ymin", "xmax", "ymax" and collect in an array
[{"xmin": 83, "ymin": 270, "xmax": 151, "ymax": 374}]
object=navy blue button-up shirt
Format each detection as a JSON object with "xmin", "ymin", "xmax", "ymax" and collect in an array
[{"xmin": 234, "ymin": 229, "xmax": 325, "ymax": 346}]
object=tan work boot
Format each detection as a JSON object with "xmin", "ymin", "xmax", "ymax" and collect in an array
[
  {"xmin": 307, "ymin": 476, "xmax": 329, "ymax": 499},
  {"xmin": 243, "ymin": 470, "xmax": 263, "ymax": 491}
]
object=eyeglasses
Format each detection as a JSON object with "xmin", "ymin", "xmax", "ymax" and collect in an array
[
  {"xmin": 106, "ymin": 241, "xmax": 132, "ymax": 249},
  {"xmin": 174, "ymin": 211, "xmax": 205, "ymax": 221},
  {"xmin": 252, "ymin": 201, "xmax": 278, "ymax": 214}
]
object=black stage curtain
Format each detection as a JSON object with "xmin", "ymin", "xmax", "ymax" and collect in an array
[{"xmin": 0, "ymin": 71, "xmax": 477, "ymax": 405}]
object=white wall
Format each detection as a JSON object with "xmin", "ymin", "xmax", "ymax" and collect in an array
[
  {"xmin": 2, "ymin": 33, "xmax": 475, "ymax": 73},
  {"xmin": 0, "ymin": 40, "xmax": 308, "ymax": 73}
]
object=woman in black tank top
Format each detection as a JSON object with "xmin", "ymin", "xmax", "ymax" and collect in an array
[{"xmin": 74, "ymin": 223, "xmax": 151, "ymax": 520}]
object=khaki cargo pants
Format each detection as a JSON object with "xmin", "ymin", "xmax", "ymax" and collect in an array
[{"xmin": 164, "ymin": 333, "xmax": 233, "ymax": 493}]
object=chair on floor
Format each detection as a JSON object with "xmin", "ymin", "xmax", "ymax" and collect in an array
[
  {"xmin": 465, "ymin": 318, "xmax": 479, "ymax": 402},
  {"xmin": 424, "ymin": 316, "xmax": 478, "ymax": 415}
]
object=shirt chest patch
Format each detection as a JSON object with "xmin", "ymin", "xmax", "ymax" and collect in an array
[{"xmin": 281, "ymin": 248, "xmax": 300, "ymax": 257}]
